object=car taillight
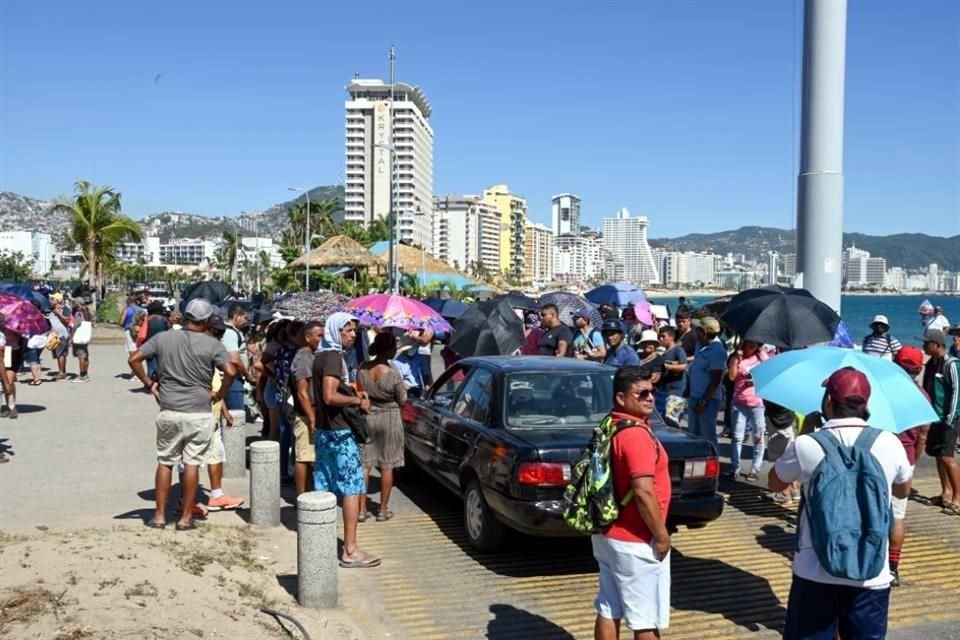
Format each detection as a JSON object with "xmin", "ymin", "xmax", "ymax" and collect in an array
[
  {"xmin": 684, "ymin": 457, "xmax": 719, "ymax": 479},
  {"xmin": 517, "ymin": 462, "xmax": 571, "ymax": 486}
]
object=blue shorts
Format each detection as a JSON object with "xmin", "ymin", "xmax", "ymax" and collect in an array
[
  {"xmin": 264, "ymin": 381, "xmax": 278, "ymax": 409},
  {"xmin": 225, "ymin": 378, "xmax": 245, "ymax": 411},
  {"xmin": 24, "ymin": 348, "xmax": 42, "ymax": 365},
  {"xmin": 784, "ymin": 575, "xmax": 890, "ymax": 640},
  {"xmin": 313, "ymin": 429, "xmax": 365, "ymax": 498}
]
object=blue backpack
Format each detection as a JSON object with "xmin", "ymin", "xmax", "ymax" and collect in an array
[{"xmin": 800, "ymin": 428, "xmax": 891, "ymax": 581}]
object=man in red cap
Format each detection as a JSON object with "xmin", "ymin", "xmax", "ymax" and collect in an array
[
  {"xmin": 889, "ymin": 346, "xmax": 929, "ymax": 586},
  {"xmin": 768, "ymin": 367, "xmax": 912, "ymax": 639}
]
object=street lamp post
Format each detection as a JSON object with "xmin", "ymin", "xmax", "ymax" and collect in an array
[{"xmin": 288, "ymin": 187, "xmax": 311, "ymax": 291}]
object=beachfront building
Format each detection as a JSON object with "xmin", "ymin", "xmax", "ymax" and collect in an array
[
  {"xmin": 344, "ymin": 77, "xmax": 434, "ymax": 254},
  {"xmin": 432, "ymin": 195, "xmax": 501, "ymax": 277},
  {"xmin": 158, "ymin": 239, "xmax": 218, "ymax": 266},
  {"xmin": 884, "ymin": 267, "xmax": 907, "ymax": 291},
  {"xmin": 523, "ymin": 222, "xmax": 554, "ymax": 287},
  {"xmin": 658, "ymin": 251, "xmax": 722, "ymax": 286},
  {"xmin": 0, "ymin": 231, "xmax": 53, "ymax": 276},
  {"xmin": 601, "ymin": 208, "xmax": 659, "ymax": 285},
  {"xmin": 553, "ymin": 230, "xmax": 614, "ymax": 286},
  {"xmin": 482, "ymin": 184, "xmax": 526, "ymax": 280},
  {"xmin": 551, "ymin": 193, "xmax": 581, "ymax": 237},
  {"xmin": 765, "ymin": 252, "xmax": 779, "ymax": 285}
]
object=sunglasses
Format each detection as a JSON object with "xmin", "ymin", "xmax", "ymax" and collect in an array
[{"xmin": 627, "ymin": 389, "xmax": 655, "ymax": 401}]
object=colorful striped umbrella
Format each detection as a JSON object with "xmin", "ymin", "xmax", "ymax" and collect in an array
[
  {"xmin": 0, "ymin": 293, "xmax": 50, "ymax": 336},
  {"xmin": 342, "ymin": 294, "xmax": 453, "ymax": 333}
]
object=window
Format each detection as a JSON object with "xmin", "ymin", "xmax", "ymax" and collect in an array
[
  {"xmin": 428, "ymin": 365, "xmax": 470, "ymax": 408},
  {"xmin": 452, "ymin": 368, "xmax": 495, "ymax": 425},
  {"xmin": 505, "ymin": 371, "xmax": 614, "ymax": 428}
]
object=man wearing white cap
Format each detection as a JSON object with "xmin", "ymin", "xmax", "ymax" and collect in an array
[
  {"xmin": 129, "ymin": 298, "xmax": 237, "ymax": 531},
  {"xmin": 861, "ymin": 315, "xmax": 902, "ymax": 361}
]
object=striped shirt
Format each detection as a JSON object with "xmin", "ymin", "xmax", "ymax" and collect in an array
[{"xmin": 861, "ymin": 333, "xmax": 902, "ymax": 360}]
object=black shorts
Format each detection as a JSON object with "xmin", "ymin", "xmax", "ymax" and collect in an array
[
  {"xmin": 925, "ymin": 421, "xmax": 959, "ymax": 458},
  {"xmin": 72, "ymin": 344, "xmax": 89, "ymax": 359}
]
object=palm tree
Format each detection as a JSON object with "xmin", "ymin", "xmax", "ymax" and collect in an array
[
  {"xmin": 400, "ymin": 272, "xmax": 426, "ymax": 298},
  {"xmin": 220, "ymin": 230, "xmax": 240, "ymax": 284},
  {"xmin": 52, "ymin": 180, "xmax": 143, "ymax": 294},
  {"xmin": 313, "ymin": 198, "xmax": 340, "ymax": 240}
]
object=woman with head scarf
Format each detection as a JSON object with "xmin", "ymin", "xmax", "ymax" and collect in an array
[{"xmin": 313, "ymin": 312, "xmax": 381, "ymax": 569}]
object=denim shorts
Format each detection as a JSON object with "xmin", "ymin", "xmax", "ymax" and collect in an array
[
  {"xmin": 24, "ymin": 348, "xmax": 42, "ymax": 365},
  {"xmin": 313, "ymin": 429, "xmax": 364, "ymax": 498},
  {"xmin": 225, "ymin": 378, "xmax": 245, "ymax": 411}
]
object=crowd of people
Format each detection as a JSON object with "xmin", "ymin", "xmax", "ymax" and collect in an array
[{"xmin": 578, "ymin": 298, "xmax": 960, "ymax": 640}]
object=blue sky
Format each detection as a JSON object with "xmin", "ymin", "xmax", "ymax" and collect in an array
[{"xmin": 1, "ymin": 1, "xmax": 957, "ymax": 237}]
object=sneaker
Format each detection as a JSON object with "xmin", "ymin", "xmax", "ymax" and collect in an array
[
  {"xmin": 769, "ymin": 492, "xmax": 794, "ymax": 504},
  {"xmin": 891, "ymin": 569, "xmax": 900, "ymax": 587},
  {"xmin": 77, "ymin": 375, "xmax": 90, "ymax": 383},
  {"xmin": 0, "ymin": 408, "xmax": 9, "ymax": 419},
  {"xmin": 206, "ymin": 495, "xmax": 244, "ymax": 511},
  {"xmin": 8, "ymin": 409, "xmax": 17, "ymax": 420}
]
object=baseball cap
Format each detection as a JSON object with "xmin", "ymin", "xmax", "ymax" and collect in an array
[
  {"xmin": 601, "ymin": 318, "xmax": 624, "ymax": 333},
  {"xmin": 693, "ymin": 317, "xmax": 721, "ymax": 334},
  {"xmin": 919, "ymin": 329, "xmax": 947, "ymax": 347},
  {"xmin": 572, "ymin": 308, "xmax": 592, "ymax": 320},
  {"xmin": 870, "ymin": 314, "xmax": 889, "ymax": 327},
  {"xmin": 894, "ymin": 345, "xmax": 924, "ymax": 370},
  {"xmin": 207, "ymin": 314, "xmax": 227, "ymax": 333},
  {"xmin": 821, "ymin": 367, "xmax": 871, "ymax": 407},
  {"xmin": 184, "ymin": 298, "xmax": 214, "ymax": 322}
]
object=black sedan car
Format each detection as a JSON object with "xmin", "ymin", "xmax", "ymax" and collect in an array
[{"xmin": 401, "ymin": 356, "xmax": 724, "ymax": 551}]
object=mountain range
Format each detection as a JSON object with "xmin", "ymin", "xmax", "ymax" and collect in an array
[
  {"xmin": 650, "ymin": 226, "xmax": 960, "ymax": 272},
  {"xmin": 0, "ymin": 190, "xmax": 954, "ymax": 271}
]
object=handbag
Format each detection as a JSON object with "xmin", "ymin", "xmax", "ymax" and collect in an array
[
  {"xmin": 27, "ymin": 334, "xmax": 48, "ymax": 350},
  {"xmin": 72, "ymin": 321, "xmax": 92, "ymax": 345},
  {"xmin": 339, "ymin": 381, "xmax": 371, "ymax": 444}
]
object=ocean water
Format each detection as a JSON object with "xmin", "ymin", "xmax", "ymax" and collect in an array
[{"xmin": 649, "ymin": 294, "xmax": 959, "ymax": 347}]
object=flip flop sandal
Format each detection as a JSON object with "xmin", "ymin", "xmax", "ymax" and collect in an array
[
  {"xmin": 175, "ymin": 521, "xmax": 201, "ymax": 531},
  {"xmin": 918, "ymin": 495, "xmax": 945, "ymax": 507},
  {"xmin": 376, "ymin": 510, "xmax": 394, "ymax": 522},
  {"xmin": 144, "ymin": 520, "xmax": 166, "ymax": 529},
  {"xmin": 28, "ymin": 381, "xmax": 42, "ymax": 386},
  {"xmin": 941, "ymin": 502, "xmax": 960, "ymax": 516},
  {"xmin": 357, "ymin": 511, "xmax": 372, "ymax": 523},
  {"xmin": 339, "ymin": 552, "xmax": 381, "ymax": 569}
]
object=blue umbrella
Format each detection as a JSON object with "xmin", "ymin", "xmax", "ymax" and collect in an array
[
  {"xmin": 750, "ymin": 346, "xmax": 937, "ymax": 433},
  {"xmin": 0, "ymin": 284, "xmax": 51, "ymax": 312},
  {"xmin": 585, "ymin": 282, "xmax": 646, "ymax": 308}
]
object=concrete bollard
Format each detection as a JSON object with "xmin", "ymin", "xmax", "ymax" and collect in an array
[
  {"xmin": 249, "ymin": 441, "xmax": 280, "ymax": 527},
  {"xmin": 297, "ymin": 491, "xmax": 338, "ymax": 608},
  {"xmin": 222, "ymin": 411, "xmax": 247, "ymax": 479}
]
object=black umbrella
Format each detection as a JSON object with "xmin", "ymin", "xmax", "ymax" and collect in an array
[
  {"xmin": 450, "ymin": 298, "xmax": 525, "ymax": 357},
  {"xmin": 721, "ymin": 286, "xmax": 840, "ymax": 349},
  {"xmin": 492, "ymin": 291, "xmax": 540, "ymax": 312},
  {"xmin": 422, "ymin": 297, "xmax": 469, "ymax": 320},
  {"xmin": 180, "ymin": 281, "xmax": 237, "ymax": 309}
]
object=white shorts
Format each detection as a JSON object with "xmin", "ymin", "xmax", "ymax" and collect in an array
[{"xmin": 592, "ymin": 534, "xmax": 671, "ymax": 631}]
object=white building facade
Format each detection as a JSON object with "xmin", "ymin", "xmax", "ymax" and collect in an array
[
  {"xmin": 551, "ymin": 194, "xmax": 581, "ymax": 237},
  {"xmin": 601, "ymin": 208, "xmax": 659, "ymax": 285},
  {"xmin": 432, "ymin": 195, "xmax": 501, "ymax": 276},
  {"xmin": 553, "ymin": 231, "xmax": 610, "ymax": 285},
  {"xmin": 344, "ymin": 78, "xmax": 434, "ymax": 253},
  {"xmin": 0, "ymin": 231, "xmax": 53, "ymax": 276},
  {"xmin": 523, "ymin": 222, "xmax": 554, "ymax": 287}
]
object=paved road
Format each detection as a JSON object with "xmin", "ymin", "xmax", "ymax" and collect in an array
[{"xmin": 4, "ymin": 343, "xmax": 960, "ymax": 639}]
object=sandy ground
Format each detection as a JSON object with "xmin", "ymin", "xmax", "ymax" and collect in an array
[{"xmin": 0, "ymin": 336, "xmax": 369, "ymax": 640}]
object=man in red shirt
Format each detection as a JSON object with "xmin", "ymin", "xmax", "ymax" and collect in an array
[{"xmin": 592, "ymin": 366, "xmax": 672, "ymax": 640}]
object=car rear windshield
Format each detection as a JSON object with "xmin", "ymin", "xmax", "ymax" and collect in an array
[{"xmin": 505, "ymin": 371, "xmax": 614, "ymax": 428}]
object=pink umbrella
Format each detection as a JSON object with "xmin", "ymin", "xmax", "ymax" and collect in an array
[
  {"xmin": 632, "ymin": 300, "xmax": 654, "ymax": 326},
  {"xmin": 342, "ymin": 294, "xmax": 453, "ymax": 333},
  {"xmin": 0, "ymin": 293, "xmax": 50, "ymax": 336}
]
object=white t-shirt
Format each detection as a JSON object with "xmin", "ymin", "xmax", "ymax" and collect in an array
[{"xmin": 774, "ymin": 418, "xmax": 912, "ymax": 589}]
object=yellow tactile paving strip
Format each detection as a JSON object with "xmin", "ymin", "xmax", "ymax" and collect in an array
[{"xmin": 355, "ymin": 480, "xmax": 960, "ymax": 639}]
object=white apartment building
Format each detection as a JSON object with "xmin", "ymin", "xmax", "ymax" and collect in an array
[
  {"xmin": 884, "ymin": 267, "xmax": 907, "ymax": 291},
  {"xmin": 928, "ymin": 264, "xmax": 940, "ymax": 291},
  {"xmin": 551, "ymin": 194, "xmax": 581, "ymax": 237},
  {"xmin": 432, "ymin": 195, "xmax": 501, "ymax": 275},
  {"xmin": 523, "ymin": 222, "xmax": 554, "ymax": 287},
  {"xmin": 159, "ymin": 239, "xmax": 217, "ymax": 266},
  {"xmin": 766, "ymin": 252, "xmax": 779, "ymax": 285},
  {"xmin": 0, "ymin": 231, "xmax": 53, "ymax": 276},
  {"xmin": 344, "ymin": 78, "xmax": 434, "ymax": 254},
  {"xmin": 846, "ymin": 256, "xmax": 886, "ymax": 286},
  {"xmin": 659, "ymin": 251, "xmax": 722, "ymax": 285},
  {"xmin": 601, "ymin": 208, "xmax": 659, "ymax": 285},
  {"xmin": 240, "ymin": 237, "xmax": 285, "ymax": 269},
  {"xmin": 553, "ymin": 231, "xmax": 610, "ymax": 285}
]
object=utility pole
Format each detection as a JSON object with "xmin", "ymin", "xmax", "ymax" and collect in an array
[
  {"xmin": 796, "ymin": 0, "xmax": 847, "ymax": 312},
  {"xmin": 387, "ymin": 45, "xmax": 397, "ymax": 293}
]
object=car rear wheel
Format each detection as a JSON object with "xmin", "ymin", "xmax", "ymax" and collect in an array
[{"xmin": 464, "ymin": 479, "xmax": 506, "ymax": 552}]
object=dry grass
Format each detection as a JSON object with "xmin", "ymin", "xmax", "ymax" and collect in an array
[{"xmin": 0, "ymin": 585, "xmax": 54, "ymax": 633}]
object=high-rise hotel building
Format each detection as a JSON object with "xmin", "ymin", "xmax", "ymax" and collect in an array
[{"xmin": 344, "ymin": 78, "xmax": 434, "ymax": 253}]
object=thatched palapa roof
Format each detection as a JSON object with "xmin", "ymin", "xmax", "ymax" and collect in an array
[{"xmin": 288, "ymin": 235, "xmax": 387, "ymax": 270}]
